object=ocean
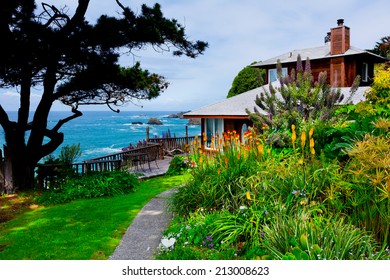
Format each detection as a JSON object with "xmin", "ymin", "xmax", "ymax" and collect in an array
[{"xmin": 0, "ymin": 111, "xmax": 200, "ymax": 162}]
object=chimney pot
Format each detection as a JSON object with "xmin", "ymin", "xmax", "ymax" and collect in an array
[{"xmin": 337, "ymin": 19, "xmax": 344, "ymax": 26}]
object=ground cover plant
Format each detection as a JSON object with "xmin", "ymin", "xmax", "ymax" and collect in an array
[
  {"xmin": 37, "ymin": 170, "xmax": 140, "ymax": 205},
  {"xmin": 0, "ymin": 174, "xmax": 189, "ymax": 259},
  {"xmin": 157, "ymin": 68, "xmax": 390, "ymax": 260}
]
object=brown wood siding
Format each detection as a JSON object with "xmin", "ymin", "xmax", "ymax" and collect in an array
[
  {"xmin": 330, "ymin": 57, "xmax": 345, "ymax": 86},
  {"xmin": 254, "ymin": 53, "xmax": 384, "ymax": 86},
  {"xmin": 310, "ymin": 60, "xmax": 331, "ymax": 84},
  {"xmin": 344, "ymin": 57, "xmax": 357, "ymax": 87}
]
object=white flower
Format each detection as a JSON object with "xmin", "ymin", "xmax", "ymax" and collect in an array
[
  {"xmin": 239, "ymin": 206, "xmax": 247, "ymax": 210},
  {"xmin": 161, "ymin": 237, "xmax": 176, "ymax": 249}
]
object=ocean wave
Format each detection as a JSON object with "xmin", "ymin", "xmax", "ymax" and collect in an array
[{"xmin": 83, "ymin": 146, "xmax": 122, "ymax": 157}]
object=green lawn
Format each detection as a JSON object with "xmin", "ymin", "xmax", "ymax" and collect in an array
[{"xmin": 0, "ymin": 174, "xmax": 189, "ymax": 260}]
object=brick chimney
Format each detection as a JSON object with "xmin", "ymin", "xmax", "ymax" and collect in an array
[{"xmin": 330, "ymin": 19, "xmax": 350, "ymax": 55}]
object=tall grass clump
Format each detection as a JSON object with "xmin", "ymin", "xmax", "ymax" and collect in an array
[
  {"xmin": 172, "ymin": 130, "xmax": 268, "ymax": 216},
  {"xmin": 262, "ymin": 210, "xmax": 388, "ymax": 260}
]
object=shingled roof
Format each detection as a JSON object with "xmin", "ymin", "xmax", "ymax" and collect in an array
[{"xmin": 252, "ymin": 45, "xmax": 385, "ymax": 67}]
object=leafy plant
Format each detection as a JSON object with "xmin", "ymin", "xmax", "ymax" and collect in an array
[
  {"xmin": 344, "ymin": 127, "xmax": 390, "ymax": 245},
  {"xmin": 211, "ymin": 206, "xmax": 270, "ymax": 254},
  {"xmin": 37, "ymin": 170, "xmax": 139, "ymax": 205},
  {"xmin": 166, "ymin": 156, "xmax": 189, "ymax": 175},
  {"xmin": 263, "ymin": 211, "xmax": 389, "ymax": 260}
]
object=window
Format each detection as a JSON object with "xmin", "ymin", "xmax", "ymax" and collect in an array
[
  {"xmin": 362, "ymin": 63, "xmax": 368, "ymax": 82},
  {"xmin": 205, "ymin": 118, "xmax": 223, "ymax": 149},
  {"xmin": 268, "ymin": 67, "xmax": 288, "ymax": 83},
  {"xmin": 241, "ymin": 123, "xmax": 248, "ymax": 142}
]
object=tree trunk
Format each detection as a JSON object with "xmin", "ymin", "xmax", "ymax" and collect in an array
[{"xmin": 3, "ymin": 145, "xmax": 36, "ymax": 193}]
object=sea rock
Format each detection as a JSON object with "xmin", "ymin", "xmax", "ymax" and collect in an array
[
  {"xmin": 132, "ymin": 121, "xmax": 143, "ymax": 125},
  {"xmin": 147, "ymin": 117, "xmax": 163, "ymax": 125},
  {"xmin": 188, "ymin": 118, "xmax": 201, "ymax": 125},
  {"xmin": 167, "ymin": 111, "xmax": 190, "ymax": 119}
]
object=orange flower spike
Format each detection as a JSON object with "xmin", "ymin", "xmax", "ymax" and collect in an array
[
  {"xmin": 309, "ymin": 138, "xmax": 315, "ymax": 149},
  {"xmin": 309, "ymin": 127, "xmax": 314, "ymax": 138},
  {"xmin": 310, "ymin": 147, "xmax": 316, "ymax": 155},
  {"xmin": 258, "ymin": 144, "xmax": 264, "ymax": 156},
  {"xmin": 246, "ymin": 191, "xmax": 252, "ymax": 200},
  {"xmin": 291, "ymin": 124, "xmax": 297, "ymax": 144},
  {"xmin": 301, "ymin": 131, "xmax": 306, "ymax": 148},
  {"xmin": 217, "ymin": 168, "xmax": 221, "ymax": 175}
]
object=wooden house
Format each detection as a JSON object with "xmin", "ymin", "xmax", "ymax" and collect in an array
[{"xmin": 183, "ymin": 19, "xmax": 388, "ymax": 150}]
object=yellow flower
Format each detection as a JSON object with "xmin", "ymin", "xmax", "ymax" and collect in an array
[
  {"xmin": 301, "ymin": 131, "xmax": 306, "ymax": 147},
  {"xmin": 291, "ymin": 124, "xmax": 296, "ymax": 132},
  {"xmin": 291, "ymin": 131, "xmax": 297, "ymax": 145},
  {"xmin": 310, "ymin": 147, "xmax": 316, "ymax": 155},
  {"xmin": 309, "ymin": 127, "xmax": 314, "ymax": 138},
  {"xmin": 246, "ymin": 191, "xmax": 252, "ymax": 200},
  {"xmin": 310, "ymin": 138, "xmax": 315, "ymax": 149}
]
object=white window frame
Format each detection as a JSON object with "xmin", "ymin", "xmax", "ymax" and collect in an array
[
  {"xmin": 362, "ymin": 62, "xmax": 368, "ymax": 82},
  {"xmin": 268, "ymin": 67, "xmax": 288, "ymax": 83},
  {"xmin": 204, "ymin": 118, "xmax": 224, "ymax": 149}
]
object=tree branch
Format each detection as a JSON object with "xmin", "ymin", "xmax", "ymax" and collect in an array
[
  {"xmin": 0, "ymin": 105, "xmax": 15, "ymax": 131},
  {"xmin": 52, "ymin": 106, "xmax": 83, "ymax": 133}
]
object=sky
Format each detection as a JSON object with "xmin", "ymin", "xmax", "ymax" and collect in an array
[{"xmin": 0, "ymin": 0, "xmax": 389, "ymax": 112}]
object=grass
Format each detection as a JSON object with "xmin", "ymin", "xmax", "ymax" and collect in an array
[{"xmin": 0, "ymin": 174, "xmax": 190, "ymax": 260}]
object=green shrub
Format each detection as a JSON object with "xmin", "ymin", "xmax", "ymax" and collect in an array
[
  {"xmin": 37, "ymin": 170, "xmax": 139, "ymax": 205},
  {"xmin": 166, "ymin": 156, "xmax": 189, "ymax": 175},
  {"xmin": 344, "ymin": 127, "xmax": 390, "ymax": 245},
  {"xmin": 262, "ymin": 211, "xmax": 389, "ymax": 260}
]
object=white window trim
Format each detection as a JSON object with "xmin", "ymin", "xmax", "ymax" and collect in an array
[
  {"xmin": 362, "ymin": 63, "xmax": 368, "ymax": 82},
  {"xmin": 204, "ymin": 118, "xmax": 224, "ymax": 150},
  {"xmin": 268, "ymin": 67, "xmax": 288, "ymax": 83}
]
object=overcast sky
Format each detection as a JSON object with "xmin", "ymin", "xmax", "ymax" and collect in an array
[{"xmin": 0, "ymin": 0, "xmax": 389, "ymax": 112}]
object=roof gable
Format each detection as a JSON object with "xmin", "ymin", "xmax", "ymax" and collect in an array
[{"xmin": 252, "ymin": 45, "xmax": 386, "ymax": 68}]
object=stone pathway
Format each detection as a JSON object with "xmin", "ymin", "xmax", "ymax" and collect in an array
[{"xmin": 109, "ymin": 156, "xmax": 176, "ymax": 260}]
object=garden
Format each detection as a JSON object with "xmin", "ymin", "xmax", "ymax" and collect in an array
[
  {"xmin": 0, "ymin": 63, "xmax": 389, "ymax": 261},
  {"xmin": 157, "ymin": 65, "xmax": 390, "ymax": 260}
]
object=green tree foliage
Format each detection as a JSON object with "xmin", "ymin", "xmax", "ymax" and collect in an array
[
  {"xmin": 0, "ymin": 0, "xmax": 207, "ymax": 192},
  {"xmin": 227, "ymin": 63, "xmax": 265, "ymax": 98},
  {"xmin": 368, "ymin": 36, "xmax": 390, "ymax": 59}
]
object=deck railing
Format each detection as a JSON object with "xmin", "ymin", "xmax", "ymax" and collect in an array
[
  {"xmin": 148, "ymin": 136, "xmax": 196, "ymax": 152},
  {"xmin": 34, "ymin": 135, "xmax": 197, "ymax": 188}
]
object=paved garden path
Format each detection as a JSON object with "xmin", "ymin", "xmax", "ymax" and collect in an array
[{"xmin": 109, "ymin": 157, "xmax": 176, "ymax": 260}]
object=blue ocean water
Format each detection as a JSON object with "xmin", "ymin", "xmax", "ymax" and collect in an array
[{"xmin": 0, "ymin": 111, "xmax": 200, "ymax": 162}]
